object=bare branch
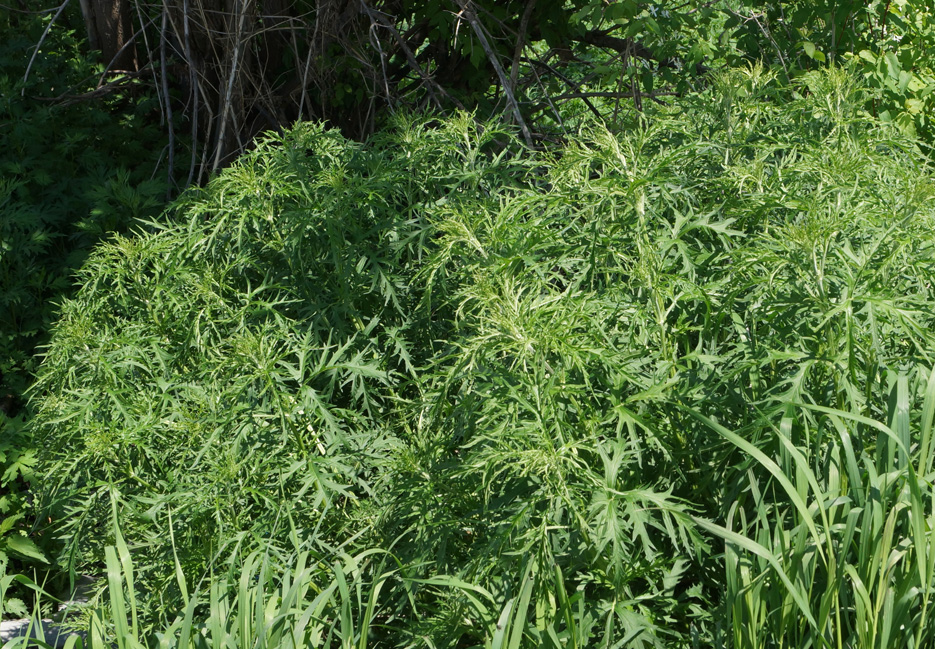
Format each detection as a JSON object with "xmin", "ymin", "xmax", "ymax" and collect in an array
[
  {"xmin": 160, "ymin": 2, "xmax": 175, "ymax": 198},
  {"xmin": 523, "ymin": 56, "xmax": 602, "ymax": 120},
  {"xmin": 27, "ymin": 68, "xmax": 149, "ymax": 104},
  {"xmin": 213, "ymin": 0, "xmax": 251, "ymax": 172},
  {"xmin": 509, "ymin": 0, "xmax": 537, "ymax": 91},
  {"xmin": 96, "ymin": 21, "xmax": 151, "ymax": 87},
  {"xmin": 528, "ymin": 58, "xmax": 565, "ymax": 134},
  {"xmin": 549, "ymin": 90, "xmax": 677, "ymax": 101},
  {"xmin": 183, "ymin": 0, "xmax": 200, "ymax": 187},
  {"xmin": 452, "ymin": 0, "xmax": 533, "ymax": 147}
]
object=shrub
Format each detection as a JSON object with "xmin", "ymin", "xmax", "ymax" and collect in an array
[{"xmin": 31, "ymin": 66, "xmax": 935, "ymax": 646}]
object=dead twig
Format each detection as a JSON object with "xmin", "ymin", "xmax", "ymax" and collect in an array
[{"xmin": 213, "ymin": 0, "xmax": 252, "ymax": 172}]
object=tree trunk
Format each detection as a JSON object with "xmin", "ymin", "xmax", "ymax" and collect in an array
[{"xmin": 79, "ymin": 0, "xmax": 138, "ymax": 72}]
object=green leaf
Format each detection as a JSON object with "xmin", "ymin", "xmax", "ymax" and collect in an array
[
  {"xmin": 692, "ymin": 516, "xmax": 820, "ymax": 632},
  {"xmin": 905, "ymin": 98, "xmax": 925, "ymax": 114},
  {"xmin": 0, "ymin": 511, "xmax": 22, "ymax": 535},
  {"xmin": 5, "ymin": 534, "xmax": 48, "ymax": 563},
  {"xmin": 885, "ymin": 52, "xmax": 901, "ymax": 80}
]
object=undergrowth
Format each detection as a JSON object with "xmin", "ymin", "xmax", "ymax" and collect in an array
[
  {"xmin": 0, "ymin": 4, "xmax": 170, "ymax": 613},
  {"xmin": 21, "ymin": 66, "xmax": 935, "ymax": 647}
]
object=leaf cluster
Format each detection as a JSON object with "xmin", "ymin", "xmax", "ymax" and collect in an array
[{"xmin": 726, "ymin": 0, "xmax": 935, "ymax": 143}]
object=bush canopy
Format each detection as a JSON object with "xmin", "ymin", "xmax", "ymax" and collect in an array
[{"xmin": 30, "ymin": 67, "xmax": 935, "ymax": 647}]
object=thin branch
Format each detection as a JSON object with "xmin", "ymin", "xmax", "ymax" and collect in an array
[
  {"xmin": 630, "ymin": 66, "xmax": 642, "ymax": 112},
  {"xmin": 359, "ymin": 0, "xmax": 464, "ymax": 111},
  {"xmin": 27, "ymin": 68, "xmax": 149, "ymax": 104},
  {"xmin": 183, "ymin": 0, "xmax": 200, "ymax": 187},
  {"xmin": 880, "ymin": 0, "xmax": 892, "ymax": 39},
  {"xmin": 22, "ymin": 0, "xmax": 71, "ymax": 94},
  {"xmin": 75, "ymin": 0, "xmax": 98, "ymax": 51},
  {"xmin": 135, "ymin": 0, "xmax": 163, "ymax": 121},
  {"xmin": 528, "ymin": 59, "xmax": 565, "ymax": 135},
  {"xmin": 297, "ymin": 35, "xmax": 315, "ymax": 121},
  {"xmin": 452, "ymin": 0, "xmax": 533, "ymax": 147},
  {"xmin": 96, "ymin": 21, "xmax": 151, "ymax": 87},
  {"xmin": 0, "ymin": 2, "xmax": 63, "ymax": 13},
  {"xmin": 724, "ymin": 8, "xmax": 788, "ymax": 78},
  {"xmin": 359, "ymin": 0, "xmax": 438, "ymax": 108},
  {"xmin": 549, "ymin": 90, "xmax": 677, "ymax": 101},
  {"xmin": 161, "ymin": 3, "xmax": 175, "ymax": 198},
  {"xmin": 523, "ymin": 56, "xmax": 602, "ymax": 120},
  {"xmin": 578, "ymin": 29, "xmax": 659, "ymax": 62},
  {"xmin": 363, "ymin": 5, "xmax": 392, "ymax": 104},
  {"xmin": 213, "ymin": 0, "xmax": 251, "ymax": 172},
  {"xmin": 509, "ymin": 0, "xmax": 537, "ymax": 91}
]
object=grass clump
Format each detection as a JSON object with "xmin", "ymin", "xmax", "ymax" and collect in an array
[{"xmin": 26, "ymin": 66, "xmax": 935, "ymax": 647}]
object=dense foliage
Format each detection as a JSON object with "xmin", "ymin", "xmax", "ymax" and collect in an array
[
  {"xmin": 6, "ymin": 0, "xmax": 935, "ymax": 643},
  {"xmin": 0, "ymin": 7, "xmax": 169, "ymax": 400},
  {"xmin": 24, "ymin": 67, "xmax": 935, "ymax": 646},
  {"xmin": 728, "ymin": 0, "xmax": 935, "ymax": 141},
  {"xmin": 0, "ymin": 5, "xmax": 171, "ymax": 612}
]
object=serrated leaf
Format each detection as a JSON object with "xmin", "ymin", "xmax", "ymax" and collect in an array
[
  {"xmin": 5, "ymin": 534, "xmax": 48, "ymax": 563},
  {"xmin": 2, "ymin": 596, "xmax": 27, "ymax": 618},
  {"xmin": 0, "ymin": 511, "xmax": 23, "ymax": 534},
  {"xmin": 1, "ymin": 448, "xmax": 37, "ymax": 484}
]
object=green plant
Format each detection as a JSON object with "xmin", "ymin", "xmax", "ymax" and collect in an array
[
  {"xmin": 29, "ymin": 66, "xmax": 935, "ymax": 646},
  {"xmin": 845, "ymin": 2, "xmax": 935, "ymax": 140},
  {"xmin": 1, "ymin": 415, "xmax": 48, "ymax": 619},
  {"xmin": 692, "ymin": 368, "xmax": 935, "ymax": 649},
  {"xmin": 725, "ymin": 0, "xmax": 935, "ymax": 143},
  {"xmin": 0, "ymin": 3, "xmax": 169, "ymax": 404},
  {"xmin": 0, "ymin": 6, "xmax": 170, "ymax": 616}
]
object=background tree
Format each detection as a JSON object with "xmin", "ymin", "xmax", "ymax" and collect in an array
[
  {"xmin": 22, "ymin": 0, "xmax": 935, "ymax": 189},
  {"xmin": 727, "ymin": 0, "xmax": 935, "ymax": 140},
  {"xmin": 77, "ymin": 0, "xmax": 138, "ymax": 71},
  {"xmin": 60, "ymin": 0, "xmax": 720, "ymax": 184}
]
